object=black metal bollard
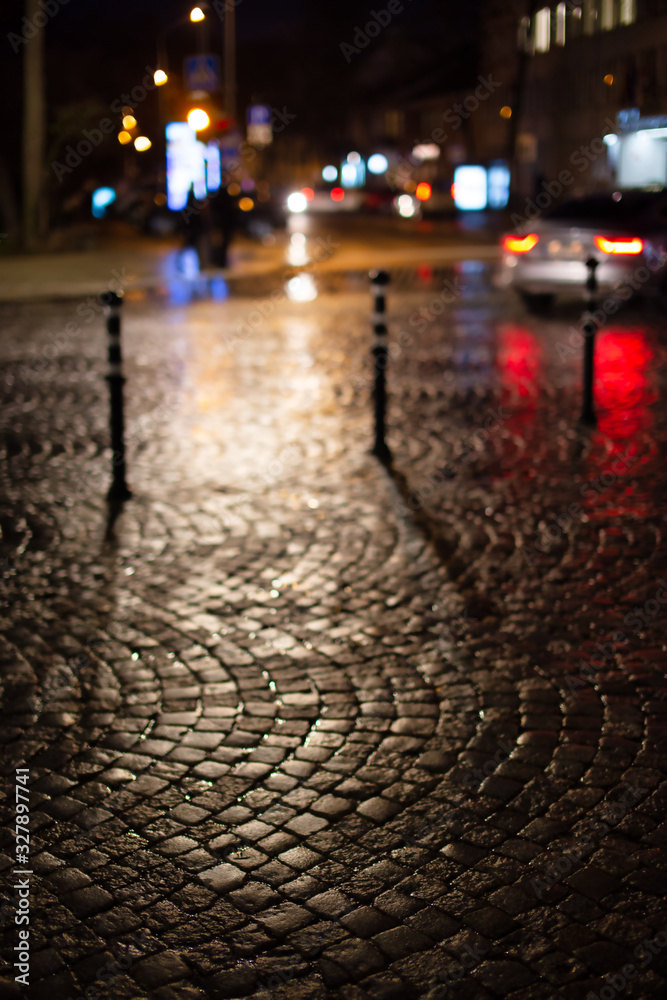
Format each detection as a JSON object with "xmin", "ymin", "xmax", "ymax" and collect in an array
[
  {"xmin": 102, "ymin": 291, "xmax": 132, "ymax": 501},
  {"xmin": 369, "ymin": 269, "xmax": 392, "ymax": 464},
  {"xmin": 579, "ymin": 257, "xmax": 599, "ymax": 427}
]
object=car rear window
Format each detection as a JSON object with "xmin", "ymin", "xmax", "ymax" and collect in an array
[{"xmin": 546, "ymin": 192, "xmax": 666, "ymax": 223}]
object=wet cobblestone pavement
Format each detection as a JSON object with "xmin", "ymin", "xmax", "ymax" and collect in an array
[{"xmin": 2, "ymin": 264, "xmax": 667, "ymax": 999}]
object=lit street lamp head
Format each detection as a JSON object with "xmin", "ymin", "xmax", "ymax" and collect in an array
[{"xmin": 187, "ymin": 108, "xmax": 210, "ymax": 131}]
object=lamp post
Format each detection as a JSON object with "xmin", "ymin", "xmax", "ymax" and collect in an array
[
  {"xmin": 154, "ymin": 5, "xmax": 236, "ymax": 125},
  {"xmin": 224, "ymin": 2, "xmax": 236, "ymax": 125}
]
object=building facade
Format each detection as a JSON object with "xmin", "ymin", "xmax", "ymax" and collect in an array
[{"xmin": 482, "ymin": 0, "xmax": 667, "ymax": 196}]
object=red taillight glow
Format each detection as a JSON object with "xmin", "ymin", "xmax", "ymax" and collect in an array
[
  {"xmin": 331, "ymin": 187, "xmax": 345, "ymax": 202},
  {"xmin": 503, "ymin": 233, "xmax": 539, "ymax": 254},
  {"xmin": 301, "ymin": 187, "xmax": 314, "ymax": 201},
  {"xmin": 594, "ymin": 235, "xmax": 643, "ymax": 255}
]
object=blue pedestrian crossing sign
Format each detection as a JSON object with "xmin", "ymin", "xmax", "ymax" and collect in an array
[{"xmin": 184, "ymin": 55, "xmax": 221, "ymax": 93}]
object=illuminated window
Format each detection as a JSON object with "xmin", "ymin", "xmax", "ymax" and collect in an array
[
  {"xmin": 620, "ymin": 0, "xmax": 635, "ymax": 24},
  {"xmin": 601, "ymin": 0, "xmax": 615, "ymax": 29},
  {"xmin": 584, "ymin": 0, "xmax": 598, "ymax": 34},
  {"xmin": 556, "ymin": 3, "xmax": 567, "ymax": 44},
  {"xmin": 535, "ymin": 7, "xmax": 551, "ymax": 52}
]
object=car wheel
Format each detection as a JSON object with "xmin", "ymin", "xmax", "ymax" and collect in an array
[{"xmin": 518, "ymin": 291, "xmax": 555, "ymax": 314}]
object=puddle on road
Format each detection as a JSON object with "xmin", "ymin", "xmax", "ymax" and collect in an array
[{"xmin": 154, "ymin": 248, "xmax": 497, "ymax": 303}]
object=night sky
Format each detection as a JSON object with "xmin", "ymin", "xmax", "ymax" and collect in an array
[{"xmin": 2, "ymin": 0, "xmax": 483, "ymax": 194}]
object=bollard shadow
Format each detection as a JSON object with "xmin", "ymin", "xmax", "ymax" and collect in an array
[
  {"xmin": 104, "ymin": 497, "xmax": 127, "ymax": 544},
  {"xmin": 371, "ymin": 443, "xmax": 393, "ymax": 468}
]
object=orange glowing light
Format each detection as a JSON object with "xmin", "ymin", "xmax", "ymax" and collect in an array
[{"xmin": 415, "ymin": 182, "xmax": 432, "ymax": 201}]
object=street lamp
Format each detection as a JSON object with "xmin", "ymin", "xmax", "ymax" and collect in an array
[
  {"xmin": 156, "ymin": 1, "xmax": 236, "ymax": 125},
  {"xmin": 187, "ymin": 108, "xmax": 210, "ymax": 131}
]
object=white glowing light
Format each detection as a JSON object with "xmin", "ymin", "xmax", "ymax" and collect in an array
[
  {"xmin": 286, "ymin": 274, "xmax": 317, "ymax": 301},
  {"xmin": 412, "ymin": 143, "xmax": 440, "ymax": 161},
  {"xmin": 397, "ymin": 194, "xmax": 416, "ymax": 217},
  {"xmin": 367, "ymin": 153, "xmax": 389, "ymax": 174},
  {"xmin": 287, "ymin": 191, "xmax": 308, "ymax": 213}
]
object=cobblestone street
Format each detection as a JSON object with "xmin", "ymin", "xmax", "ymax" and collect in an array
[{"xmin": 2, "ymin": 263, "xmax": 667, "ymax": 1000}]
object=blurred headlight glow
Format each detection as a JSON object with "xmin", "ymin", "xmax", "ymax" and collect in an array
[
  {"xmin": 397, "ymin": 194, "xmax": 416, "ymax": 217},
  {"xmin": 134, "ymin": 136, "xmax": 152, "ymax": 151},
  {"xmin": 286, "ymin": 274, "xmax": 317, "ymax": 302},
  {"xmin": 367, "ymin": 153, "xmax": 388, "ymax": 174},
  {"xmin": 287, "ymin": 192, "xmax": 308, "ymax": 213},
  {"xmin": 322, "ymin": 165, "xmax": 338, "ymax": 182},
  {"xmin": 412, "ymin": 143, "xmax": 440, "ymax": 161},
  {"xmin": 154, "ymin": 69, "xmax": 168, "ymax": 86}
]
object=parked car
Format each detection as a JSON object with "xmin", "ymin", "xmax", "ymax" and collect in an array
[{"xmin": 498, "ymin": 190, "xmax": 667, "ymax": 311}]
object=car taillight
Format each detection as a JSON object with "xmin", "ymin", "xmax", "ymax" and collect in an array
[
  {"xmin": 503, "ymin": 233, "xmax": 539, "ymax": 253},
  {"xmin": 594, "ymin": 235, "xmax": 644, "ymax": 255}
]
